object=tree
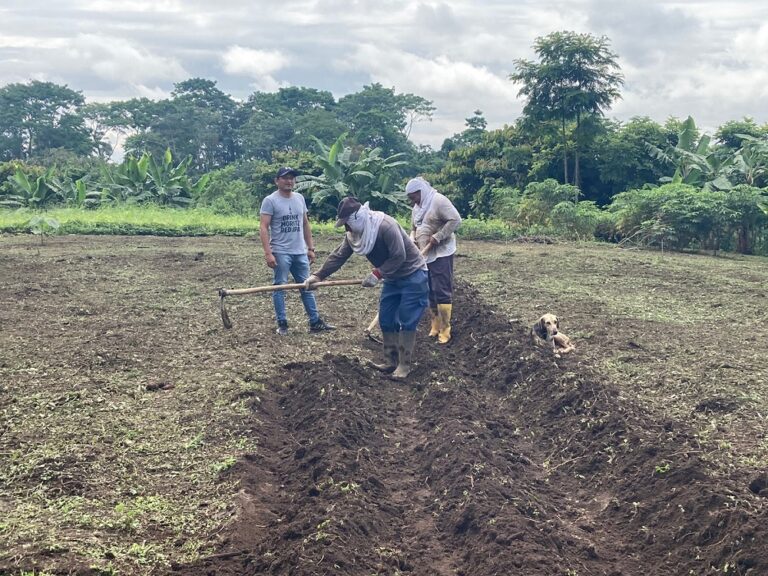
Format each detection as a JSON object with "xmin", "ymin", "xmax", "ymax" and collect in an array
[
  {"xmin": 510, "ymin": 31, "xmax": 623, "ymax": 189},
  {"xmin": 169, "ymin": 78, "xmax": 240, "ymax": 172},
  {"xmin": 435, "ymin": 123, "xmax": 533, "ymax": 217},
  {"xmin": 237, "ymin": 86, "xmax": 343, "ymax": 161},
  {"xmin": 441, "ymin": 110, "xmax": 488, "ymax": 155},
  {"xmin": 714, "ymin": 117, "xmax": 767, "ymax": 150},
  {"xmin": 337, "ymin": 83, "xmax": 434, "ymax": 155},
  {"xmin": 0, "ymin": 81, "xmax": 93, "ymax": 160},
  {"xmin": 594, "ymin": 117, "xmax": 671, "ymax": 200},
  {"xmin": 122, "ymin": 79, "xmax": 239, "ymax": 174}
]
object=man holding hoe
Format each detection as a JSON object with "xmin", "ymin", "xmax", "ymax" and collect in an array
[
  {"xmin": 405, "ymin": 176, "xmax": 462, "ymax": 344},
  {"xmin": 305, "ymin": 197, "xmax": 429, "ymax": 380}
]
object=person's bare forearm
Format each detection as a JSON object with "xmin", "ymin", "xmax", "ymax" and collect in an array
[{"xmin": 259, "ymin": 226, "xmax": 272, "ymax": 257}]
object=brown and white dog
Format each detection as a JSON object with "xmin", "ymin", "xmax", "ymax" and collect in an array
[{"xmin": 531, "ymin": 313, "xmax": 576, "ymax": 355}]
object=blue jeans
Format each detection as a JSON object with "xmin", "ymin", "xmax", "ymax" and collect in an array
[
  {"xmin": 379, "ymin": 268, "xmax": 429, "ymax": 333},
  {"xmin": 272, "ymin": 253, "xmax": 319, "ymax": 325}
]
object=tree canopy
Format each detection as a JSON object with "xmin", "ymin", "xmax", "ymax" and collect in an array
[{"xmin": 510, "ymin": 31, "xmax": 623, "ymax": 189}]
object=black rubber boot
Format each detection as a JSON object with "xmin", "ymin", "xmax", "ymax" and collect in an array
[
  {"xmin": 368, "ymin": 331, "xmax": 399, "ymax": 374},
  {"xmin": 391, "ymin": 331, "xmax": 416, "ymax": 380}
]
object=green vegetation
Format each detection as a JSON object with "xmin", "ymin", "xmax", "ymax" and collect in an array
[
  {"xmin": 3, "ymin": 31, "xmax": 768, "ymax": 254},
  {"xmin": 0, "ymin": 205, "xmax": 523, "ymax": 240}
]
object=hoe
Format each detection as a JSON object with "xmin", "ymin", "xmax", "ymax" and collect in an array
[{"xmin": 218, "ymin": 279, "xmax": 362, "ymax": 330}]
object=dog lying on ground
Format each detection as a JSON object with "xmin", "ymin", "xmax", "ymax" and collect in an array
[{"xmin": 531, "ymin": 313, "xmax": 576, "ymax": 355}]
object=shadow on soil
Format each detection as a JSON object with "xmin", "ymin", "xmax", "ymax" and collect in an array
[{"xmin": 173, "ymin": 282, "xmax": 767, "ymax": 576}]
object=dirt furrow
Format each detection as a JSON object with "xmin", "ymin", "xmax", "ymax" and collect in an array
[{"xmin": 174, "ymin": 281, "xmax": 767, "ymax": 576}]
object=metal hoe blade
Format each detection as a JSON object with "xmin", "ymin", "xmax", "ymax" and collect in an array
[{"xmin": 219, "ymin": 291, "xmax": 233, "ymax": 329}]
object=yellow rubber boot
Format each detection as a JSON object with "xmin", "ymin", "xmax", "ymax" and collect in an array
[
  {"xmin": 428, "ymin": 307, "xmax": 440, "ymax": 337},
  {"xmin": 437, "ymin": 304, "xmax": 452, "ymax": 344}
]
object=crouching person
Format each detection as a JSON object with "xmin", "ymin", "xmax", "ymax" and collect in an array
[{"xmin": 305, "ymin": 197, "xmax": 428, "ymax": 380}]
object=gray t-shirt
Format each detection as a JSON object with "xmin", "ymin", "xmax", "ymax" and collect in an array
[{"xmin": 260, "ymin": 191, "xmax": 309, "ymax": 254}]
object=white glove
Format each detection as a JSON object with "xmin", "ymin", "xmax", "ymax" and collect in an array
[
  {"xmin": 304, "ymin": 274, "xmax": 322, "ymax": 290},
  {"xmin": 361, "ymin": 270, "xmax": 381, "ymax": 288}
]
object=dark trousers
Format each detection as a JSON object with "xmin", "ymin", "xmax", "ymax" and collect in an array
[{"xmin": 427, "ymin": 254, "xmax": 454, "ymax": 307}]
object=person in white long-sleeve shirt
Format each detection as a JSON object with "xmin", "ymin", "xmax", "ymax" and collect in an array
[{"xmin": 406, "ymin": 177, "xmax": 462, "ymax": 344}]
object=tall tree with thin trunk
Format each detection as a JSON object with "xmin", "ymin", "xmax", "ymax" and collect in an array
[{"xmin": 510, "ymin": 31, "xmax": 623, "ymax": 190}]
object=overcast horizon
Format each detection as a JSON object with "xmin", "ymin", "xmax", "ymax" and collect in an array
[{"xmin": 2, "ymin": 0, "xmax": 768, "ymax": 148}]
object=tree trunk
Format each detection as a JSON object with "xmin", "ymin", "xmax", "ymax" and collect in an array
[
  {"xmin": 738, "ymin": 224, "xmax": 753, "ymax": 254},
  {"xmin": 561, "ymin": 116, "xmax": 568, "ymax": 184},
  {"xmin": 574, "ymin": 113, "xmax": 581, "ymax": 190}
]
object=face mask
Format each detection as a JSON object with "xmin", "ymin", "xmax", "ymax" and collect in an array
[{"xmin": 346, "ymin": 210, "xmax": 365, "ymax": 234}]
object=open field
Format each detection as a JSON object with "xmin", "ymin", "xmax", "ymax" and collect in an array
[{"xmin": 1, "ymin": 234, "xmax": 766, "ymax": 575}]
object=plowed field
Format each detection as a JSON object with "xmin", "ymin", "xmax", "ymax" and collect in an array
[{"xmin": 1, "ymin": 234, "xmax": 766, "ymax": 576}]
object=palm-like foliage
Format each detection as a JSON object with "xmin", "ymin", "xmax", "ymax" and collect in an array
[
  {"xmin": 646, "ymin": 116, "xmax": 733, "ymax": 191},
  {"xmin": 46, "ymin": 174, "xmax": 103, "ymax": 208},
  {"xmin": 294, "ymin": 133, "xmax": 408, "ymax": 213},
  {"xmin": 102, "ymin": 149, "xmax": 209, "ymax": 207},
  {"xmin": 729, "ymin": 134, "xmax": 768, "ymax": 186},
  {"xmin": 1, "ymin": 167, "xmax": 61, "ymax": 209}
]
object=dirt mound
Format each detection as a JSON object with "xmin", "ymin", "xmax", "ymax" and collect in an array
[{"xmin": 172, "ymin": 283, "xmax": 766, "ymax": 575}]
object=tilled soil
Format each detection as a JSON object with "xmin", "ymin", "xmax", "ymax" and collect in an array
[
  {"xmin": 175, "ymin": 286, "xmax": 767, "ymax": 576},
  {"xmin": 1, "ymin": 234, "xmax": 766, "ymax": 576}
]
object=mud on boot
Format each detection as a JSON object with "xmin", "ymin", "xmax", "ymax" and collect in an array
[
  {"xmin": 367, "ymin": 331, "xmax": 399, "ymax": 374},
  {"xmin": 391, "ymin": 330, "xmax": 416, "ymax": 380}
]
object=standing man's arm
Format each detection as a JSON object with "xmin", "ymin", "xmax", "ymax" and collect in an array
[
  {"xmin": 260, "ymin": 213, "xmax": 277, "ymax": 269},
  {"xmin": 302, "ymin": 212, "xmax": 316, "ymax": 264}
]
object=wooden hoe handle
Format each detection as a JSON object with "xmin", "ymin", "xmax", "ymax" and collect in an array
[{"xmin": 219, "ymin": 278, "xmax": 361, "ymax": 297}]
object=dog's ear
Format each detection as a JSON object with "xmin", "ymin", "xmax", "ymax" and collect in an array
[{"xmin": 555, "ymin": 316, "xmax": 560, "ymax": 328}]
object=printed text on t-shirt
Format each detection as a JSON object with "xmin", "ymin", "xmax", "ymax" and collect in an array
[{"xmin": 280, "ymin": 213, "xmax": 300, "ymax": 234}]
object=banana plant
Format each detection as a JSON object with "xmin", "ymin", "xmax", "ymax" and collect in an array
[
  {"xmin": 729, "ymin": 134, "xmax": 768, "ymax": 186},
  {"xmin": 295, "ymin": 133, "xmax": 409, "ymax": 211},
  {"xmin": 646, "ymin": 116, "xmax": 733, "ymax": 191},
  {"xmin": 28, "ymin": 214, "xmax": 61, "ymax": 244},
  {"xmin": 146, "ymin": 148, "xmax": 192, "ymax": 206},
  {"xmin": 101, "ymin": 153, "xmax": 151, "ymax": 202},
  {"xmin": 100, "ymin": 148, "xmax": 208, "ymax": 206},
  {"xmin": 1, "ymin": 167, "xmax": 61, "ymax": 209},
  {"xmin": 47, "ymin": 175, "xmax": 103, "ymax": 208}
]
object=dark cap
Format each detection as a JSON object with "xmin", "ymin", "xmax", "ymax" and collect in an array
[
  {"xmin": 334, "ymin": 196, "xmax": 362, "ymax": 227},
  {"xmin": 276, "ymin": 166, "xmax": 298, "ymax": 178}
]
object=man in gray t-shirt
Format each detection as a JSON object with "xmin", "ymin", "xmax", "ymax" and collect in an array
[{"xmin": 259, "ymin": 167, "xmax": 334, "ymax": 336}]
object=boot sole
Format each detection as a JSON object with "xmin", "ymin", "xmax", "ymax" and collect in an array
[{"xmin": 365, "ymin": 359, "xmax": 396, "ymax": 374}]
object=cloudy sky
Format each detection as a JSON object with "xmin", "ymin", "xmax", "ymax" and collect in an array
[{"xmin": 2, "ymin": 0, "xmax": 768, "ymax": 147}]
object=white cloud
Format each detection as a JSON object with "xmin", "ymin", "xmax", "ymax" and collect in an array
[
  {"xmin": 0, "ymin": 36, "xmax": 68, "ymax": 50},
  {"xmin": 733, "ymin": 22, "xmax": 768, "ymax": 64},
  {"xmin": 221, "ymin": 45, "xmax": 291, "ymax": 92},
  {"xmin": 337, "ymin": 44, "xmax": 522, "ymax": 146},
  {"xmin": 3, "ymin": 0, "xmax": 768, "ymax": 145},
  {"xmin": 77, "ymin": 0, "xmax": 183, "ymax": 13},
  {"xmin": 222, "ymin": 46, "xmax": 289, "ymax": 77},
  {"xmin": 62, "ymin": 34, "xmax": 188, "ymax": 86}
]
